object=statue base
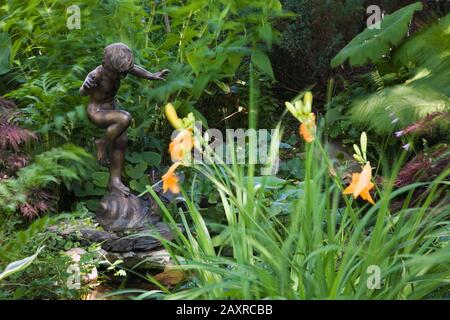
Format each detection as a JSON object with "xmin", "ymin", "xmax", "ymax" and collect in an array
[
  {"xmin": 96, "ymin": 191, "xmax": 160, "ymax": 232},
  {"xmin": 48, "ymin": 220, "xmax": 175, "ymax": 270}
]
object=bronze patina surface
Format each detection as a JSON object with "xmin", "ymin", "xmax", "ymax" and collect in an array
[{"xmin": 80, "ymin": 43, "xmax": 169, "ymax": 231}]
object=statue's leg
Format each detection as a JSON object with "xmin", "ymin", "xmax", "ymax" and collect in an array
[
  {"xmin": 108, "ymin": 132, "xmax": 130, "ymax": 195},
  {"xmin": 87, "ymin": 108, "xmax": 132, "ymax": 195},
  {"xmin": 88, "ymin": 108, "xmax": 131, "ymax": 168},
  {"xmin": 95, "ymin": 138, "xmax": 109, "ymax": 166},
  {"xmin": 103, "ymin": 110, "xmax": 131, "ymax": 144}
]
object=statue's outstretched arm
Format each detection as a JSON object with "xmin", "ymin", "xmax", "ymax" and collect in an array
[{"xmin": 129, "ymin": 64, "xmax": 170, "ymax": 80}]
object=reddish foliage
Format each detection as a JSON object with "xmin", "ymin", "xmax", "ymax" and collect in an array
[
  {"xmin": 0, "ymin": 123, "xmax": 37, "ymax": 151},
  {"xmin": 391, "ymin": 145, "xmax": 449, "ymax": 212},
  {"xmin": 395, "ymin": 145, "xmax": 450, "ymax": 188},
  {"xmin": 0, "ymin": 97, "xmax": 36, "ymax": 151},
  {"xmin": 0, "ymin": 97, "xmax": 16, "ymax": 125},
  {"xmin": 4, "ymin": 153, "xmax": 29, "ymax": 171},
  {"xmin": 395, "ymin": 112, "xmax": 449, "ymax": 138},
  {"xmin": 1, "ymin": 97, "xmax": 50, "ymax": 220},
  {"xmin": 394, "ymin": 155, "xmax": 430, "ymax": 188},
  {"xmin": 0, "ymin": 97, "xmax": 16, "ymax": 109},
  {"xmin": 19, "ymin": 190, "xmax": 55, "ymax": 219},
  {"xmin": 0, "ymin": 97, "xmax": 37, "ymax": 152}
]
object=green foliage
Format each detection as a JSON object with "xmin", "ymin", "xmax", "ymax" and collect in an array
[
  {"xmin": 348, "ymin": 13, "xmax": 450, "ymax": 134},
  {"xmin": 1, "ymin": 0, "xmax": 284, "ymax": 145},
  {"xmin": 131, "ymin": 71, "xmax": 450, "ymax": 300},
  {"xmin": 0, "ymin": 144, "xmax": 92, "ymax": 214},
  {"xmin": 331, "ymin": 2, "xmax": 423, "ymax": 67},
  {"xmin": 0, "ymin": 1, "xmax": 286, "ymax": 214},
  {"xmin": 325, "ymin": 3, "xmax": 450, "ymax": 142},
  {"xmin": 0, "ymin": 252, "xmax": 80, "ymax": 300},
  {"xmin": 5, "ymin": 71, "xmax": 89, "ymax": 142},
  {"xmin": 0, "ymin": 209, "xmax": 105, "ymax": 300},
  {"xmin": 0, "ymin": 32, "xmax": 11, "ymax": 75},
  {"xmin": 72, "ymin": 148, "xmax": 162, "ymax": 211},
  {"xmin": 1, "ymin": 0, "xmax": 449, "ymax": 300},
  {"xmin": 0, "ymin": 216, "xmax": 50, "ymax": 262},
  {"xmin": 145, "ymin": 127, "xmax": 450, "ymax": 300}
]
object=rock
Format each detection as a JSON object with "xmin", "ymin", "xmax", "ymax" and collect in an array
[
  {"xmin": 51, "ymin": 208, "xmax": 181, "ymax": 272},
  {"xmin": 96, "ymin": 191, "xmax": 160, "ymax": 232},
  {"xmin": 80, "ymin": 229, "xmax": 119, "ymax": 242},
  {"xmin": 76, "ymin": 222, "xmax": 174, "ymax": 253}
]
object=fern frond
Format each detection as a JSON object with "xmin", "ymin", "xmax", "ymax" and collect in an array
[
  {"xmin": 349, "ymin": 13, "xmax": 450, "ymax": 134},
  {"xmin": 0, "ymin": 144, "xmax": 93, "ymax": 214}
]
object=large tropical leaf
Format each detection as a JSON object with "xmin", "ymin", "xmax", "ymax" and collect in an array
[
  {"xmin": 331, "ymin": 2, "xmax": 423, "ymax": 67},
  {"xmin": 349, "ymin": 14, "xmax": 450, "ymax": 134}
]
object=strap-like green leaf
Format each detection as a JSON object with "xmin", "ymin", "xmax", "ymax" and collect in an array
[{"xmin": 0, "ymin": 246, "xmax": 45, "ymax": 281}]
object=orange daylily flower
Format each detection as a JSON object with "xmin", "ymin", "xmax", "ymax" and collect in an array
[
  {"xmin": 343, "ymin": 162, "xmax": 375, "ymax": 205},
  {"xmin": 162, "ymin": 162, "xmax": 182, "ymax": 193},
  {"xmin": 169, "ymin": 129, "xmax": 193, "ymax": 162},
  {"xmin": 299, "ymin": 113, "xmax": 316, "ymax": 143}
]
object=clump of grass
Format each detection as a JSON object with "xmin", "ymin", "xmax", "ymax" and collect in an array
[{"xmin": 140, "ymin": 69, "xmax": 449, "ymax": 300}]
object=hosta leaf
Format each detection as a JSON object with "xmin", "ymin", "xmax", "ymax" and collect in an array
[
  {"xmin": 84, "ymin": 181, "xmax": 106, "ymax": 196},
  {"xmin": 258, "ymin": 24, "xmax": 273, "ymax": 48},
  {"xmin": 331, "ymin": 2, "xmax": 423, "ymax": 67},
  {"xmin": 0, "ymin": 246, "xmax": 44, "ymax": 281},
  {"xmin": 185, "ymin": 50, "xmax": 203, "ymax": 75},
  {"xmin": 129, "ymin": 180, "xmax": 141, "ymax": 192}
]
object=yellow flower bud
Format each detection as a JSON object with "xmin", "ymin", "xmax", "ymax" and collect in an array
[
  {"xmin": 164, "ymin": 103, "xmax": 184, "ymax": 129},
  {"xmin": 285, "ymin": 101, "xmax": 298, "ymax": 118},
  {"xmin": 303, "ymin": 91, "xmax": 313, "ymax": 114}
]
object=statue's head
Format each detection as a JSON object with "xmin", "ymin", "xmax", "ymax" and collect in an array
[{"xmin": 103, "ymin": 43, "xmax": 134, "ymax": 76}]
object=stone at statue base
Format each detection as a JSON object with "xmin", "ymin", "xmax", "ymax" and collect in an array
[
  {"xmin": 96, "ymin": 191, "xmax": 160, "ymax": 232},
  {"xmin": 49, "ymin": 186, "xmax": 182, "ymax": 270},
  {"xmin": 49, "ymin": 219, "xmax": 176, "ymax": 270},
  {"xmin": 79, "ymin": 222, "xmax": 173, "ymax": 252}
]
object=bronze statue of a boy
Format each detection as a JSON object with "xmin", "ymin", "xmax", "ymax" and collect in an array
[{"xmin": 80, "ymin": 43, "xmax": 169, "ymax": 197}]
